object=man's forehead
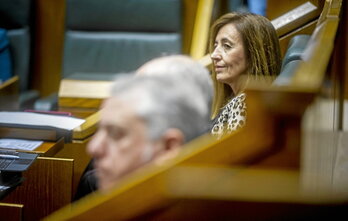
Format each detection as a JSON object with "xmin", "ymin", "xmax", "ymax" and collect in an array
[
  {"xmin": 101, "ymin": 97, "xmax": 138, "ymax": 120},
  {"xmin": 102, "ymin": 96, "xmax": 135, "ymax": 108}
]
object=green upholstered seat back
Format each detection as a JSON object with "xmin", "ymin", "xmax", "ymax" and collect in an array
[
  {"xmin": 0, "ymin": 0, "xmax": 33, "ymax": 92},
  {"xmin": 63, "ymin": 0, "xmax": 182, "ymax": 79},
  {"xmin": 274, "ymin": 34, "xmax": 311, "ymax": 86}
]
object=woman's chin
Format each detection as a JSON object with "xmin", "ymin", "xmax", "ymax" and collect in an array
[{"xmin": 216, "ymin": 74, "xmax": 228, "ymax": 83}]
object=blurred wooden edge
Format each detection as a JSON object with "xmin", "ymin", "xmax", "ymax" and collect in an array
[
  {"xmin": 45, "ymin": 162, "xmax": 348, "ymax": 221},
  {"xmin": 272, "ymin": 1, "xmax": 320, "ymax": 37},
  {"xmin": 291, "ymin": 17, "xmax": 340, "ymax": 89},
  {"xmin": 0, "ymin": 76, "xmax": 19, "ymax": 90},
  {"xmin": 278, "ymin": 19, "xmax": 318, "ymax": 57},
  {"xmin": 0, "ymin": 202, "xmax": 23, "ymax": 208},
  {"xmin": 31, "ymin": 137, "xmax": 65, "ymax": 157},
  {"xmin": 190, "ymin": 0, "xmax": 215, "ymax": 59},
  {"xmin": 44, "ymin": 81, "xmax": 319, "ymax": 220},
  {"xmin": 58, "ymin": 79, "xmax": 112, "ymax": 108},
  {"xmin": 0, "ymin": 202, "xmax": 23, "ymax": 221},
  {"xmin": 72, "ymin": 111, "xmax": 100, "ymax": 140}
]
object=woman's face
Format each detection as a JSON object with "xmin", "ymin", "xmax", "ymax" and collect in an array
[{"xmin": 211, "ymin": 23, "xmax": 247, "ymax": 90}]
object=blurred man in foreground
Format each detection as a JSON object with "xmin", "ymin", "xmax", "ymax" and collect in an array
[
  {"xmin": 88, "ymin": 73, "xmax": 211, "ymax": 191},
  {"xmin": 75, "ymin": 55, "xmax": 212, "ymax": 196}
]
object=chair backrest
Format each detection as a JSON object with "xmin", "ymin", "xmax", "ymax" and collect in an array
[
  {"xmin": 0, "ymin": 0, "xmax": 33, "ymax": 92},
  {"xmin": 274, "ymin": 34, "xmax": 311, "ymax": 86},
  {"xmin": 0, "ymin": 28, "xmax": 12, "ymax": 84},
  {"xmin": 63, "ymin": 0, "xmax": 182, "ymax": 80}
]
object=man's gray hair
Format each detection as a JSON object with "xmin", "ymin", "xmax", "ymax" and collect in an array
[
  {"xmin": 111, "ymin": 74, "xmax": 210, "ymax": 142},
  {"xmin": 136, "ymin": 55, "xmax": 213, "ymax": 116}
]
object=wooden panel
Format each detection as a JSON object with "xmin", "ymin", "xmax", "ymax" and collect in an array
[
  {"xmin": 182, "ymin": 0, "xmax": 198, "ymax": 54},
  {"xmin": 267, "ymin": 0, "xmax": 321, "ymax": 20},
  {"xmin": 6, "ymin": 138, "xmax": 64, "ymax": 157},
  {"xmin": 72, "ymin": 111, "xmax": 100, "ymax": 141},
  {"xmin": 300, "ymin": 0, "xmax": 347, "ymax": 193},
  {"xmin": 54, "ymin": 142, "xmax": 91, "ymax": 198},
  {"xmin": 58, "ymin": 79, "xmax": 112, "ymax": 109},
  {"xmin": 145, "ymin": 198, "xmax": 347, "ymax": 220},
  {"xmin": 33, "ymin": 0, "xmax": 65, "ymax": 97},
  {"xmin": 59, "ymin": 98, "xmax": 103, "ymax": 109},
  {"xmin": 142, "ymin": 165, "xmax": 347, "ymax": 220},
  {"xmin": 0, "ymin": 76, "xmax": 19, "ymax": 111},
  {"xmin": 291, "ymin": 19, "xmax": 340, "ymax": 89},
  {"xmin": 165, "ymin": 166, "xmax": 300, "ymax": 203},
  {"xmin": 0, "ymin": 202, "xmax": 23, "ymax": 221},
  {"xmin": 58, "ymin": 78, "xmax": 109, "ymax": 119},
  {"xmin": 183, "ymin": 0, "xmax": 215, "ymax": 58},
  {"xmin": 279, "ymin": 19, "xmax": 317, "ymax": 57},
  {"xmin": 30, "ymin": 138, "xmax": 64, "ymax": 157},
  {"xmin": 271, "ymin": 1, "xmax": 321, "ymax": 37},
  {"xmin": 45, "ymin": 167, "xmax": 348, "ymax": 220},
  {"xmin": 189, "ymin": 0, "xmax": 215, "ymax": 59},
  {"xmin": 340, "ymin": 2, "xmax": 348, "ymax": 100},
  {"xmin": 2, "ymin": 157, "xmax": 73, "ymax": 221}
]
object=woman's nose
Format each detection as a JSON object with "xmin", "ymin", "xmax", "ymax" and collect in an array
[{"xmin": 210, "ymin": 47, "xmax": 222, "ymax": 61}]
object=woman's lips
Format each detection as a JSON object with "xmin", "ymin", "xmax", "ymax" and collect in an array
[{"xmin": 215, "ymin": 66, "xmax": 225, "ymax": 72}]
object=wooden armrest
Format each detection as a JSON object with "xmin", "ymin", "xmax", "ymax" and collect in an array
[
  {"xmin": 59, "ymin": 79, "xmax": 112, "ymax": 109},
  {"xmin": 72, "ymin": 111, "xmax": 100, "ymax": 140}
]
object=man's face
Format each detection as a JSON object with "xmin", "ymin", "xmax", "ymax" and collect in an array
[{"xmin": 87, "ymin": 97, "xmax": 157, "ymax": 191}]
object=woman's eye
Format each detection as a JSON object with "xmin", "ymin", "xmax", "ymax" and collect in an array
[{"xmin": 223, "ymin": 44, "xmax": 232, "ymax": 49}]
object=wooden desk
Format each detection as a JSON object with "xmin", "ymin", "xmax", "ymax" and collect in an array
[
  {"xmin": 58, "ymin": 79, "xmax": 111, "ymax": 113},
  {"xmin": 1, "ymin": 157, "xmax": 74, "ymax": 221},
  {"xmin": 14, "ymin": 137, "xmax": 65, "ymax": 157},
  {"xmin": 55, "ymin": 140, "xmax": 92, "ymax": 198},
  {"xmin": 0, "ymin": 202, "xmax": 23, "ymax": 221},
  {"xmin": 0, "ymin": 118, "xmax": 88, "ymax": 220}
]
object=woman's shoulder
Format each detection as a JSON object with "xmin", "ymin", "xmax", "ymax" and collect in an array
[
  {"xmin": 210, "ymin": 93, "xmax": 247, "ymax": 137},
  {"xmin": 229, "ymin": 92, "xmax": 246, "ymax": 103},
  {"xmin": 224, "ymin": 93, "xmax": 246, "ymax": 110}
]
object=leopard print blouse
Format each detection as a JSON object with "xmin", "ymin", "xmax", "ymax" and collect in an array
[{"xmin": 211, "ymin": 93, "xmax": 246, "ymax": 138}]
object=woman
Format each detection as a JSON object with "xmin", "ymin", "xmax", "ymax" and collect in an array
[{"xmin": 209, "ymin": 12, "xmax": 281, "ymax": 137}]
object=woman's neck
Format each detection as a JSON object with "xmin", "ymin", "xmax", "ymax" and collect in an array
[
  {"xmin": 228, "ymin": 79, "xmax": 241, "ymax": 96},
  {"xmin": 227, "ymin": 75, "xmax": 247, "ymax": 96}
]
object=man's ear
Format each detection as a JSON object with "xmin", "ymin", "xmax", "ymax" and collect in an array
[
  {"xmin": 162, "ymin": 128, "xmax": 185, "ymax": 151},
  {"xmin": 153, "ymin": 128, "xmax": 184, "ymax": 165}
]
